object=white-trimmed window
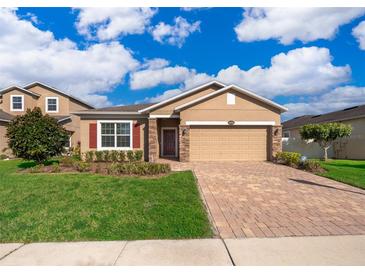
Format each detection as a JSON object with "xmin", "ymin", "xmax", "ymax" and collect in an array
[
  {"xmin": 46, "ymin": 97, "xmax": 59, "ymax": 113},
  {"xmin": 11, "ymin": 95, "xmax": 24, "ymax": 111},
  {"xmin": 97, "ymin": 121, "xmax": 132, "ymax": 150},
  {"xmin": 227, "ymin": 92, "xmax": 235, "ymax": 105}
]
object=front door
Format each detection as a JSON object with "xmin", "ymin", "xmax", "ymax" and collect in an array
[{"xmin": 162, "ymin": 128, "xmax": 177, "ymax": 157}]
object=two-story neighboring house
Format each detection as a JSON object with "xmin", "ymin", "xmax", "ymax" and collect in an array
[{"xmin": 0, "ymin": 82, "xmax": 94, "ymax": 155}]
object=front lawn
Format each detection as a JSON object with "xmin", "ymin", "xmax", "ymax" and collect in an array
[
  {"xmin": 318, "ymin": 159, "xmax": 365, "ymax": 190},
  {"xmin": 0, "ymin": 160, "xmax": 212, "ymax": 243}
]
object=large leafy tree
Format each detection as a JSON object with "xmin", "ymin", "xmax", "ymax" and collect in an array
[
  {"xmin": 300, "ymin": 122, "xmax": 352, "ymax": 161},
  {"xmin": 6, "ymin": 107, "xmax": 69, "ymax": 163}
]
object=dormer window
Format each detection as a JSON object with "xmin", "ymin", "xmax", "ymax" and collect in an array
[
  {"xmin": 11, "ymin": 95, "xmax": 24, "ymax": 111},
  {"xmin": 46, "ymin": 97, "xmax": 59, "ymax": 113}
]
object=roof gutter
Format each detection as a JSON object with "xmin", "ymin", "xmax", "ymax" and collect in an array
[{"xmin": 72, "ymin": 111, "xmax": 143, "ymax": 115}]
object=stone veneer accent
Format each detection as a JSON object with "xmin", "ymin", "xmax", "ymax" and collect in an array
[
  {"xmin": 270, "ymin": 125, "xmax": 282, "ymax": 161},
  {"xmin": 179, "ymin": 125, "xmax": 190, "ymax": 162},
  {"xmin": 148, "ymin": 118, "xmax": 158, "ymax": 162}
]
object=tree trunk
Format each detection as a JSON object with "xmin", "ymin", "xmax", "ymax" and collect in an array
[{"xmin": 324, "ymin": 147, "xmax": 329, "ymax": 161}]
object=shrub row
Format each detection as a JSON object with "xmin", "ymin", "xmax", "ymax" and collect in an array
[
  {"xmin": 275, "ymin": 151, "xmax": 301, "ymax": 167},
  {"xmin": 275, "ymin": 151, "xmax": 323, "ymax": 172},
  {"xmin": 106, "ymin": 162, "xmax": 171, "ymax": 176},
  {"xmin": 84, "ymin": 150, "xmax": 143, "ymax": 163}
]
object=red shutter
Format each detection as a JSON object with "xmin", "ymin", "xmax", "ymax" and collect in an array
[
  {"xmin": 89, "ymin": 123, "xmax": 97, "ymax": 149},
  {"xmin": 133, "ymin": 122, "xmax": 140, "ymax": 148}
]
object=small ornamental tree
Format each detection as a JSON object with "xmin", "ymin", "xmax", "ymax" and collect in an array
[
  {"xmin": 6, "ymin": 107, "xmax": 69, "ymax": 163},
  {"xmin": 299, "ymin": 122, "xmax": 352, "ymax": 161}
]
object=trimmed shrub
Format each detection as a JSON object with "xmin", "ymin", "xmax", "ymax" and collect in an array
[
  {"xmin": 84, "ymin": 151, "xmax": 94, "ymax": 162},
  {"xmin": 301, "ymin": 159, "xmax": 324, "ymax": 173},
  {"xmin": 73, "ymin": 161, "xmax": 91, "ymax": 172},
  {"xmin": 95, "ymin": 151, "xmax": 103, "ymax": 162},
  {"xmin": 118, "ymin": 151, "xmax": 126, "ymax": 162},
  {"xmin": 106, "ymin": 162, "xmax": 120, "ymax": 175},
  {"xmin": 110, "ymin": 150, "xmax": 119, "ymax": 162},
  {"xmin": 101, "ymin": 150, "xmax": 109, "ymax": 162},
  {"xmin": 276, "ymin": 151, "xmax": 301, "ymax": 167},
  {"xmin": 134, "ymin": 150, "xmax": 143, "ymax": 161},
  {"xmin": 126, "ymin": 150, "xmax": 135, "ymax": 162},
  {"xmin": 109, "ymin": 162, "xmax": 170, "ymax": 176}
]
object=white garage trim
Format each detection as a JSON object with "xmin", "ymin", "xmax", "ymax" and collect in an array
[
  {"xmin": 150, "ymin": 114, "xmax": 179, "ymax": 118},
  {"xmin": 186, "ymin": 121, "xmax": 276, "ymax": 126}
]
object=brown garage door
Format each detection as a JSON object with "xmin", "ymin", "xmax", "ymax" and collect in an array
[{"xmin": 190, "ymin": 126, "xmax": 268, "ymax": 161}]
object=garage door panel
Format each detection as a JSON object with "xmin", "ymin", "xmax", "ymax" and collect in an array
[{"xmin": 190, "ymin": 126, "xmax": 268, "ymax": 161}]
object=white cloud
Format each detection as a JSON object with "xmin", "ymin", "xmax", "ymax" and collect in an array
[
  {"xmin": 141, "ymin": 72, "xmax": 213, "ymax": 103},
  {"xmin": 352, "ymin": 21, "xmax": 365, "ymax": 50},
  {"xmin": 181, "ymin": 8, "xmax": 210, "ymax": 11},
  {"xmin": 130, "ymin": 65, "xmax": 194, "ymax": 90},
  {"xmin": 283, "ymin": 86, "xmax": 365, "ymax": 120},
  {"xmin": 143, "ymin": 88, "xmax": 182, "ymax": 103},
  {"xmin": 75, "ymin": 7, "xmax": 157, "ymax": 40},
  {"xmin": 140, "ymin": 58, "xmax": 170, "ymax": 70},
  {"xmin": 133, "ymin": 47, "xmax": 350, "ymax": 103},
  {"xmin": 150, "ymin": 16, "xmax": 200, "ymax": 47},
  {"xmin": 183, "ymin": 72, "xmax": 213, "ymax": 89},
  {"xmin": 0, "ymin": 8, "xmax": 139, "ymax": 107},
  {"xmin": 130, "ymin": 56, "xmax": 213, "ymax": 91},
  {"xmin": 235, "ymin": 8, "xmax": 365, "ymax": 45},
  {"xmin": 216, "ymin": 47, "xmax": 350, "ymax": 98}
]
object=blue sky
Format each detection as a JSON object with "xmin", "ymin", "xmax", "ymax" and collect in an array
[{"xmin": 2, "ymin": 7, "xmax": 365, "ymax": 120}]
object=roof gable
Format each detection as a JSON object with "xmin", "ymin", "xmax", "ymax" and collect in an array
[
  {"xmin": 23, "ymin": 82, "xmax": 94, "ymax": 109},
  {"xmin": 139, "ymin": 81, "xmax": 226, "ymax": 113},
  {"xmin": 175, "ymin": 84, "xmax": 288, "ymax": 113},
  {"xmin": 0, "ymin": 86, "xmax": 40, "ymax": 97}
]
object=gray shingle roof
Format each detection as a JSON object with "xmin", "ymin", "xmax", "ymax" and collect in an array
[
  {"xmin": 0, "ymin": 110, "xmax": 14, "ymax": 121},
  {"xmin": 283, "ymin": 104, "xmax": 365, "ymax": 129},
  {"xmin": 88, "ymin": 103, "xmax": 155, "ymax": 112},
  {"xmin": 0, "ymin": 111, "xmax": 71, "ymax": 123}
]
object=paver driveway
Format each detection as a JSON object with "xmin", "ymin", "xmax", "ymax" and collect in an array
[{"xmin": 170, "ymin": 161, "xmax": 365, "ymax": 238}]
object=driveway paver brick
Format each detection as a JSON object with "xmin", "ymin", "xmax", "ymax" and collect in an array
[{"xmin": 168, "ymin": 161, "xmax": 365, "ymax": 238}]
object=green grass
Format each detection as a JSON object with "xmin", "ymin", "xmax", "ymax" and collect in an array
[
  {"xmin": 318, "ymin": 159, "xmax": 365, "ymax": 189},
  {"xmin": 0, "ymin": 160, "xmax": 212, "ymax": 243}
]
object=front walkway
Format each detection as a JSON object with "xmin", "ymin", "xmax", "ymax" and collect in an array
[
  {"xmin": 168, "ymin": 161, "xmax": 365, "ymax": 239},
  {"xmin": 1, "ymin": 236, "xmax": 364, "ymax": 265}
]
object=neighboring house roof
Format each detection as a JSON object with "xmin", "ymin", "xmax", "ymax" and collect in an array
[
  {"xmin": 283, "ymin": 104, "xmax": 365, "ymax": 130},
  {"xmin": 0, "ymin": 111, "xmax": 71, "ymax": 124},
  {"xmin": 23, "ymin": 82, "xmax": 95, "ymax": 109},
  {"xmin": 0, "ymin": 86, "xmax": 41, "ymax": 97},
  {"xmin": 0, "ymin": 110, "xmax": 14, "ymax": 122},
  {"xmin": 139, "ymin": 80, "xmax": 226, "ymax": 113},
  {"xmin": 174, "ymin": 84, "xmax": 288, "ymax": 113},
  {"xmin": 96, "ymin": 103, "xmax": 154, "ymax": 112},
  {"xmin": 72, "ymin": 103, "xmax": 154, "ymax": 115}
]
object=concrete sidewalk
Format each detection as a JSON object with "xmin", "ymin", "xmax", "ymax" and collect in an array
[{"xmin": 0, "ymin": 235, "xmax": 364, "ymax": 266}]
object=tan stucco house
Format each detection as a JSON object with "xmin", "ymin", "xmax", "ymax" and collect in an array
[
  {"xmin": 0, "ymin": 82, "xmax": 94, "ymax": 154},
  {"xmin": 73, "ymin": 81, "xmax": 287, "ymax": 162},
  {"xmin": 282, "ymin": 104, "xmax": 365, "ymax": 159}
]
